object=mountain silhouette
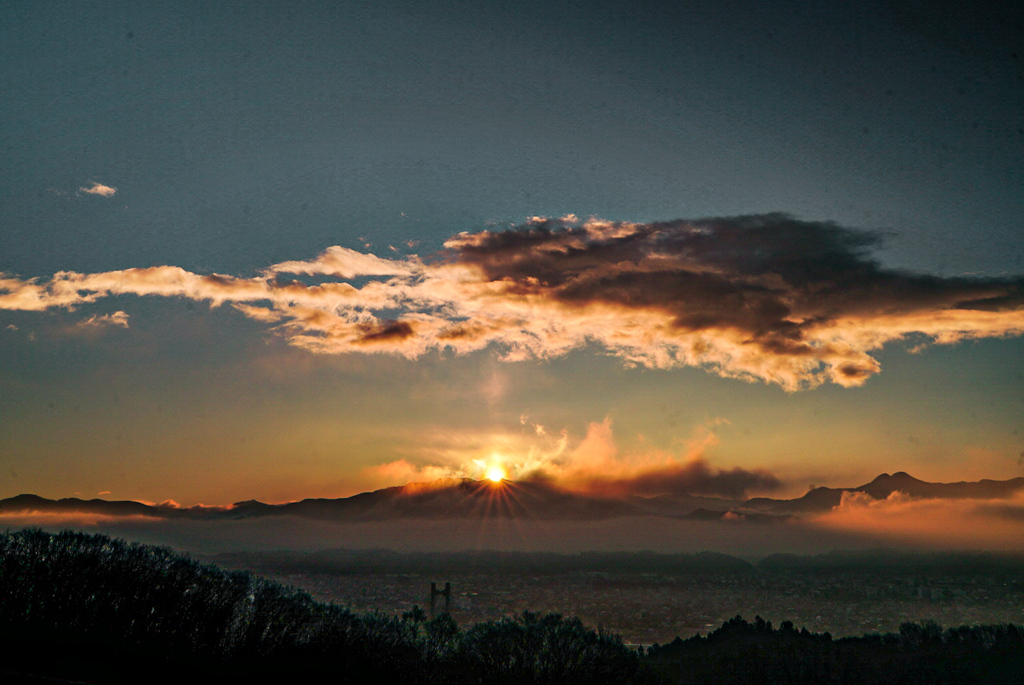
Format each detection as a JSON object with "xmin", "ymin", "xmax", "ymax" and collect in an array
[
  {"xmin": 0, "ymin": 493, "xmax": 160, "ymax": 518},
  {"xmin": 742, "ymin": 472, "xmax": 1024, "ymax": 514},
  {"xmin": 266, "ymin": 478, "xmax": 647, "ymax": 521},
  {"xmin": 0, "ymin": 479, "xmax": 646, "ymax": 522},
  {"xmin": 3, "ymin": 472, "xmax": 1022, "ymax": 522}
]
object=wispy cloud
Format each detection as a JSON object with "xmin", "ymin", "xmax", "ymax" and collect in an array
[
  {"xmin": 266, "ymin": 245, "xmax": 418, "ymax": 279},
  {"xmin": 76, "ymin": 311, "xmax": 129, "ymax": 329},
  {"xmin": 1, "ymin": 214, "xmax": 1023, "ymax": 388},
  {"xmin": 78, "ymin": 181, "xmax": 117, "ymax": 197},
  {"xmin": 357, "ymin": 460, "xmax": 467, "ymax": 492}
]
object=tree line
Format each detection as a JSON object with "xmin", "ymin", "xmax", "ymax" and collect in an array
[
  {"xmin": 645, "ymin": 614, "xmax": 1024, "ymax": 684},
  {"xmin": 0, "ymin": 528, "xmax": 643, "ymax": 684},
  {"xmin": 1, "ymin": 529, "xmax": 1022, "ymax": 684}
]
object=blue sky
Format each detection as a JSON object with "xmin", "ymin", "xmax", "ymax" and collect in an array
[{"xmin": 1, "ymin": 0, "xmax": 1022, "ymax": 508}]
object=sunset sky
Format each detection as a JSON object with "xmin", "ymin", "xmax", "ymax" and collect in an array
[{"xmin": 2, "ymin": 0, "xmax": 1023, "ymax": 510}]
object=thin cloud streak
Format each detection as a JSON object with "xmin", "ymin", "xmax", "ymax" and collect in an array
[
  {"xmin": 76, "ymin": 311, "xmax": 129, "ymax": 329},
  {"xmin": 2, "ymin": 214, "xmax": 1023, "ymax": 388}
]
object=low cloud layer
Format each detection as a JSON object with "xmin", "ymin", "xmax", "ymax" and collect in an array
[
  {"xmin": 3, "ymin": 214, "xmax": 1023, "ymax": 389},
  {"xmin": 808, "ymin": 490, "xmax": 1024, "ymax": 550},
  {"xmin": 7, "ymin": 494, "xmax": 1022, "ymax": 554}
]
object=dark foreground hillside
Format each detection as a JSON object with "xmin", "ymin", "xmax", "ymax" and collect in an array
[
  {"xmin": 2, "ymin": 529, "xmax": 1023, "ymax": 684},
  {"xmin": 0, "ymin": 529, "xmax": 643, "ymax": 684},
  {"xmin": 646, "ymin": 616, "xmax": 1024, "ymax": 685}
]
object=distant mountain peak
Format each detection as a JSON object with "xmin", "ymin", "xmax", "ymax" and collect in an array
[
  {"xmin": 6, "ymin": 493, "xmax": 48, "ymax": 504},
  {"xmin": 231, "ymin": 499, "xmax": 267, "ymax": 509},
  {"xmin": 868, "ymin": 471, "xmax": 920, "ymax": 484},
  {"xmin": 743, "ymin": 472, "xmax": 1024, "ymax": 515}
]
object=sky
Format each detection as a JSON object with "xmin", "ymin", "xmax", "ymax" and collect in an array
[{"xmin": 1, "ymin": 0, "xmax": 1023, "ymax": 513}]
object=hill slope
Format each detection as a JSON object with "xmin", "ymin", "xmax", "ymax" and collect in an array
[{"xmin": 0, "ymin": 529, "xmax": 643, "ymax": 685}]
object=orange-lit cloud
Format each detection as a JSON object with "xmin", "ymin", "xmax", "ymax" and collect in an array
[
  {"xmin": 76, "ymin": 311, "xmax": 129, "ymax": 329},
  {"xmin": 358, "ymin": 418, "xmax": 781, "ymax": 499},
  {"xmin": 356, "ymin": 459, "xmax": 466, "ymax": 491},
  {"xmin": 79, "ymin": 181, "xmax": 117, "ymax": 197},
  {"xmin": 807, "ymin": 490, "xmax": 1024, "ymax": 551},
  {"xmin": 2, "ymin": 214, "xmax": 1023, "ymax": 388},
  {"xmin": 515, "ymin": 418, "xmax": 781, "ymax": 498},
  {"xmin": 265, "ymin": 245, "xmax": 419, "ymax": 279}
]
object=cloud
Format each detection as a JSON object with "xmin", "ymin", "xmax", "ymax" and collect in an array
[
  {"xmin": 357, "ymin": 459, "xmax": 466, "ymax": 491},
  {"xmin": 440, "ymin": 215, "xmax": 1024, "ymax": 388},
  {"xmin": 79, "ymin": 181, "xmax": 117, "ymax": 197},
  {"xmin": 338, "ymin": 417, "xmax": 777, "ymax": 499},
  {"xmin": 266, "ymin": 245, "xmax": 419, "ymax": 279},
  {"xmin": 515, "ymin": 418, "xmax": 781, "ymax": 498},
  {"xmin": 808, "ymin": 490, "xmax": 1024, "ymax": 550},
  {"xmin": 976, "ymin": 500, "xmax": 1024, "ymax": 522},
  {"xmin": 599, "ymin": 459, "xmax": 782, "ymax": 499},
  {"xmin": 76, "ymin": 311, "xmax": 129, "ymax": 329},
  {"xmin": 1, "ymin": 214, "xmax": 1023, "ymax": 388},
  {"xmin": 0, "ymin": 267, "xmax": 272, "ymax": 311}
]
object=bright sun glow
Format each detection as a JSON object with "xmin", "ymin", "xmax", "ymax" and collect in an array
[{"xmin": 485, "ymin": 465, "xmax": 506, "ymax": 483}]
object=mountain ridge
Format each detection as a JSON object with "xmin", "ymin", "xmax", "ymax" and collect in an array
[
  {"xmin": 743, "ymin": 472, "xmax": 1024, "ymax": 514},
  {"xmin": 2, "ymin": 472, "xmax": 1022, "ymax": 523}
]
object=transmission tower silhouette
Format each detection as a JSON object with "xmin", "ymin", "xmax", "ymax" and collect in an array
[{"xmin": 430, "ymin": 581, "xmax": 451, "ymax": 617}]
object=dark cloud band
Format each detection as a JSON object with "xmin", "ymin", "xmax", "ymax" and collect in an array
[{"xmin": 2, "ymin": 214, "xmax": 1023, "ymax": 389}]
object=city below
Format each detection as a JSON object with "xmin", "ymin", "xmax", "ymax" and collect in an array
[{"xmin": 208, "ymin": 549, "xmax": 1024, "ymax": 646}]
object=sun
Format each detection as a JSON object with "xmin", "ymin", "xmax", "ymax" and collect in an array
[{"xmin": 485, "ymin": 465, "xmax": 506, "ymax": 483}]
